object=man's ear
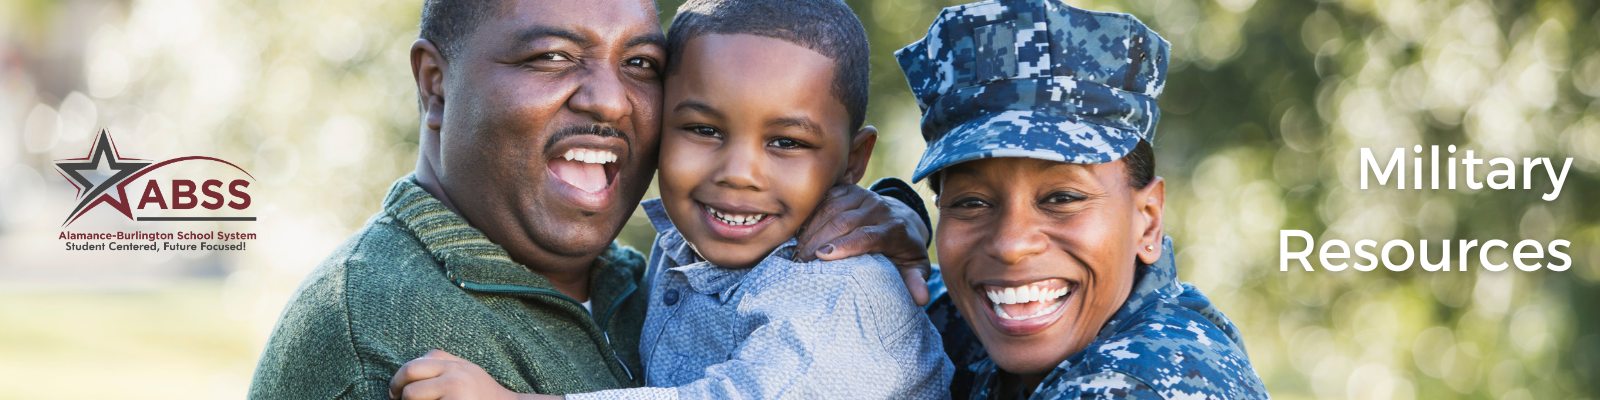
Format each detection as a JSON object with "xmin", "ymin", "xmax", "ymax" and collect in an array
[
  {"xmin": 411, "ymin": 39, "xmax": 447, "ymax": 131},
  {"xmin": 1135, "ymin": 176, "xmax": 1166, "ymax": 264},
  {"xmin": 842, "ymin": 126, "xmax": 878, "ymax": 185}
]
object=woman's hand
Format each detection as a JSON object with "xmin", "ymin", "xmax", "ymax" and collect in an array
[{"xmin": 796, "ymin": 184, "xmax": 933, "ymax": 305}]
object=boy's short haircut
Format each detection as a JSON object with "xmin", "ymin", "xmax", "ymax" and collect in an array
[{"xmin": 666, "ymin": 0, "xmax": 871, "ymax": 133}]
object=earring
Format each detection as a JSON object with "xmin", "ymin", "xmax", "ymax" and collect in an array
[{"xmin": 1145, "ymin": 245, "xmax": 1154, "ymax": 251}]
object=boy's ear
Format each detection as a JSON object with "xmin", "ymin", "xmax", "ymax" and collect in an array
[{"xmin": 842, "ymin": 126, "xmax": 878, "ymax": 185}]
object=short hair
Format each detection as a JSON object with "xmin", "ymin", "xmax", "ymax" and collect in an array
[
  {"xmin": 419, "ymin": 0, "xmax": 499, "ymax": 61},
  {"xmin": 665, "ymin": 0, "xmax": 871, "ymax": 133}
]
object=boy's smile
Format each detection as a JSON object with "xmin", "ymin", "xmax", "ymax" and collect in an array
[{"xmin": 659, "ymin": 33, "xmax": 875, "ymax": 268}]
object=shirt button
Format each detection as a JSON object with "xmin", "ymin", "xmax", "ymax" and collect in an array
[{"xmin": 663, "ymin": 289, "xmax": 680, "ymax": 306}]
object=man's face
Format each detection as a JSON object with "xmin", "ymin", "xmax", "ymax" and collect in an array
[
  {"xmin": 658, "ymin": 34, "xmax": 872, "ymax": 268},
  {"xmin": 934, "ymin": 158, "xmax": 1161, "ymax": 377},
  {"xmin": 436, "ymin": 0, "xmax": 663, "ymax": 269}
]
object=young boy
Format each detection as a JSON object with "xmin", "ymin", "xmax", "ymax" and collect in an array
[{"xmin": 387, "ymin": 0, "xmax": 953, "ymax": 399}]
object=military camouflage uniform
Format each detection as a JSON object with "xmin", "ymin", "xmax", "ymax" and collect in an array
[{"xmin": 899, "ymin": 0, "xmax": 1269, "ymax": 398}]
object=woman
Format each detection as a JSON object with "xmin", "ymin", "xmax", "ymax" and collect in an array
[{"xmin": 898, "ymin": 1, "xmax": 1269, "ymax": 398}]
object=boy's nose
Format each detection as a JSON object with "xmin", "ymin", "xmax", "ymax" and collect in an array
[{"xmin": 713, "ymin": 144, "xmax": 766, "ymax": 191}]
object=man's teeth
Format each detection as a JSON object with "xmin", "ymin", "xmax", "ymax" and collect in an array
[
  {"xmin": 704, "ymin": 204, "xmax": 767, "ymax": 226},
  {"xmin": 985, "ymin": 285, "xmax": 1069, "ymax": 305},
  {"xmin": 561, "ymin": 149, "xmax": 618, "ymax": 164}
]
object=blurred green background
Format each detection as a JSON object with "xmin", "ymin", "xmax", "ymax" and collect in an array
[{"xmin": 1, "ymin": 0, "xmax": 1597, "ymax": 398}]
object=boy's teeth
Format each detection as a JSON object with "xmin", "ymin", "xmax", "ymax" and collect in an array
[
  {"xmin": 562, "ymin": 149, "xmax": 616, "ymax": 164},
  {"xmin": 704, "ymin": 204, "xmax": 767, "ymax": 226}
]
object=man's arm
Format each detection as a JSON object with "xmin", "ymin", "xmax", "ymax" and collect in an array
[
  {"xmin": 794, "ymin": 178, "xmax": 933, "ymax": 305},
  {"xmin": 249, "ymin": 261, "xmax": 384, "ymax": 400}
]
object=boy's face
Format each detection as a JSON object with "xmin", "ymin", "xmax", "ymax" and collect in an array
[
  {"xmin": 659, "ymin": 34, "xmax": 875, "ymax": 268},
  {"xmin": 934, "ymin": 157, "xmax": 1164, "ymax": 378}
]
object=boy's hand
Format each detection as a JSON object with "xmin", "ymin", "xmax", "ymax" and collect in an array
[
  {"xmin": 390, "ymin": 350, "xmax": 554, "ymax": 400},
  {"xmin": 798, "ymin": 184, "xmax": 933, "ymax": 305}
]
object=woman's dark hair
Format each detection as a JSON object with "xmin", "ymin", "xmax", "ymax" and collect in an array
[
  {"xmin": 928, "ymin": 140, "xmax": 1156, "ymax": 193},
  {"xmin": 1123, "ymin": 139, "xmax": 1156, "ymax": 189}
]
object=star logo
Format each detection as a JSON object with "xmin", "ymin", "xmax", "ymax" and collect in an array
[{"xmin": 55, "ymin": 129, "xmax": 151, "ymax": 226}]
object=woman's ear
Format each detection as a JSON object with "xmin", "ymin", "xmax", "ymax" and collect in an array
[
  {"xmin": 842, "ymin": 126, "xmax": 878, "ymax": 185},
  {"xmin": 1135, "ymin": 176, "xmax": 1165, "ymax": 264}
]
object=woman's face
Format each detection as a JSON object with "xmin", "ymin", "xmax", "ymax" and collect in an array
[{"xmin": 935, "ymin": 157, "xmax": 1165, "ymax": 377}]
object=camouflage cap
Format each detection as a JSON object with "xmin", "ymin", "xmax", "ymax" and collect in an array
[{"xmin": 895, "ymin": 0, "xmax": 1169, "ymax": 183}]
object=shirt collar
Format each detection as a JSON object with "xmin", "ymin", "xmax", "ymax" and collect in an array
[
  {"xmin": 641, "ymin": 198, "xmax": 798, "ymax": 301},
  {"xmin": 383, "ymin": 175, "xmax": 641, "ymax": 307}
]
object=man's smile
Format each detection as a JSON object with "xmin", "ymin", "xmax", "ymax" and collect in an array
[
  {"xmin": 550, "ymin": 148, "xmax": 618, "ymax": 193},
  {"xmin": 545, "ymin": 133, "xmax": 630, "ymax": 211}
]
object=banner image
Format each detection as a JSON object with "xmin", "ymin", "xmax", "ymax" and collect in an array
[{"xmin": 1, "ymin": 0, "xmax": 1596, "ymax": 398}]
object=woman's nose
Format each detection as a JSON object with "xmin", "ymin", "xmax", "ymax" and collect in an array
[{"xmin": 985, "ymin": 207, "xmax": 1049, "ymax": 265}]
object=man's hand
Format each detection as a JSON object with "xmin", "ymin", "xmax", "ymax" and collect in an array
[
  {"xmin": 797, "ymin": 184, "xmax": 933, "ymax": 305},
  {"xmin": 389, "ymin": 350, "xmax": 559, "ymax": 400}
]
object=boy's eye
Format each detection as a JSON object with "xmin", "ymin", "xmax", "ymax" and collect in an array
[
  {"xmin": 768, "ymin": 138, "xmax": 806, "ymax": 149},
  {"xmin": 688, "ymin": 126, "xmax": 722, "ymax": 138}
]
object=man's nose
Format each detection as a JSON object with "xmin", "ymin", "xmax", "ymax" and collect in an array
[
  {"xmin": 985, "ymin": 206, "xmax": 1049, "ymax": 265},
  {"xmin": 568, "ymin": 62, "xmax": 631, "ymax": 123}
]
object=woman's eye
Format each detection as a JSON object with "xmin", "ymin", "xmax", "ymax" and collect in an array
[
  {"xmin": 1043, "ymin": 192, "xmax": 1085, "ymax": 204},
  {"xmin": 950, "ymin": 198, "xmax": 990, "ymax": 208}
]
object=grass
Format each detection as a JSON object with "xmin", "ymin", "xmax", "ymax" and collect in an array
[{"xmin": 0, "ymin": 281, "xmax": 257, "ymax": 399}]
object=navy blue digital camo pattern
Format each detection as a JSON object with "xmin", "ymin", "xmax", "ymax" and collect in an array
[{"xmin": 895, "ymin": 0, "xmax": 1169, "ymax": 183}]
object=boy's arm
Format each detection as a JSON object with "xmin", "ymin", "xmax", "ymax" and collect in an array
[{"xmin": 390, "ymin": 350, "xmax": 558, "ymax": 400}]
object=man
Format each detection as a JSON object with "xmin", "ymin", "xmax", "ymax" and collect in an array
[{"xmin": 247, "ymin": 0, "xmax": 932, "ymax": 398}]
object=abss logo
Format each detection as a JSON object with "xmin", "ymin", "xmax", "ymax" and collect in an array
[{"xmin": 54, "ymin": 129, "xmax": 256, "ymax": 226}]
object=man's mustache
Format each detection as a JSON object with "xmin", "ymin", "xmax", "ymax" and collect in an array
[{"xmin": 545, "ymin": 124, "xmax": 630, "ymax": 150}]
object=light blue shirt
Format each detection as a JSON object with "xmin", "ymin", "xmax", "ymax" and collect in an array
[{"xmin": 569, "ymin": 199, "xmax": 953, "ymax": 400}]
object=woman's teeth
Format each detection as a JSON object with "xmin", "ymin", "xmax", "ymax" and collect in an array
[
  {"xmin": 986, "ymin": 284, "xmax": 1071, "ymax": 320},
  {"xmin": 986, "ymin": 285, "xmax": 1069, "ymax": 305},
  {"xmin": 704, "ymin": 204, "xmax": 767, "ymax": 226},
  {"xmin": 561, "ymin": 148, "xmax": 617, "ymax": 164}
]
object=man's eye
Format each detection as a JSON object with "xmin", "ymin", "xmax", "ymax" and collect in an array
[
  {"xmin": 536, "ymin": 52, "xmax": 571, "ymax": 62},
  {"xmin": 769, "ymin": 138, "xmax": 805, "ymax": 149},
  {"xmin": 625, "ymin": 57, "xmax": 656, "ymax": 70}
]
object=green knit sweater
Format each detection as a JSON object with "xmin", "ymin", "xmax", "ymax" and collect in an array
[{"xmin": 248, "ymin": 176, "xmax": 648, "ymax": 399}]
